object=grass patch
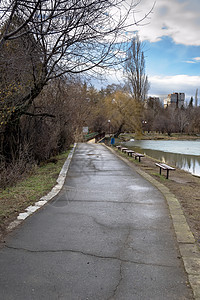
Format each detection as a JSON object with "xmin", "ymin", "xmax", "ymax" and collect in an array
[
  {"xmin": 0, "ymin": 149, "xmax": 71, "ymax": 233},
  {"xmin": 117, "ymin": 132, "xmax": 200, "ymax": 142},
  {"xmin": 151, "ymin": 172, "xmax": 167, "ymax": 181}
]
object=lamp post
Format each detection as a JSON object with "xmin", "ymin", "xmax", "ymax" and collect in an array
[
  {"xmin": 108, "ymin": 120, "xmax": 111, "ymax": 136},
  {"xmin": 142, "ymin": 120, "xmax": 147, "ymax": 133}
]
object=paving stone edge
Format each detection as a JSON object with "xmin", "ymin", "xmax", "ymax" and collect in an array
[{"xmin": 6, "ymin": 143, "xmax": 77, "ymax": 233}]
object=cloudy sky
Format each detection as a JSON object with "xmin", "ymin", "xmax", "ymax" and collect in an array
[{"xmin": 99, "ymin": 0, "xmax": 200, "ymax": 103}]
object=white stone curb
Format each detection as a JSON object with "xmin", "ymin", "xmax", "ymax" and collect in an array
[{"xmin": 7, "ymin": 143, "xmax": 77, "ymax": 231}]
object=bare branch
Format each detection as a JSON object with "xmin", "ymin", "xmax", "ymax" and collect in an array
[{"xmin": 22, "ymin": 111, "xmax": 55, "ymax": 118}]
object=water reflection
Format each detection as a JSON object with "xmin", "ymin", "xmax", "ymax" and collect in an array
[{"xmin": 125, "ymin": 140, "xmax": 200, "ymax": 177}]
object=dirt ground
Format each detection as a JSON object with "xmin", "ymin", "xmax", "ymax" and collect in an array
[{"xmin": 121, "ymin": 151, "xmax": 200, "ymax": 249}]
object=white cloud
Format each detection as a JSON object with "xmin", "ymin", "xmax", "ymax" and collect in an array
[
  {"xmin": 149, "ymin": 74, "xmax": 200, "ymax": 98},
  {"xmin": 93, "ymin": 70, "xmax": 200, "ymax": 102},
  {"xmin": 132, "ymin": 0, "xmax": 200, "ymax": 46},
  {"xmin": 185, "ymin": 57, "xmax": 200, "ymax": 64},
  {"xmin": 184, "ymin": 61, "xmax": 195, "ymax": 64}
]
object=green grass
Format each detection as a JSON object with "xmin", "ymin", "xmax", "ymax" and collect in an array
[
  {"xmin": 151, "ymin": 172, "xmax": 167, "ymax": 181},
  {"xmin": 0, "ymin": 150, "xmax": 71, "ymax": 230}
]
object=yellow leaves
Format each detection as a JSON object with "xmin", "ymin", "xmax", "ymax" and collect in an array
[
  {"xmin": 0, "ymin": 120, "xmax": 7, "ymax": 129},
  {"xmin": 0, "ymin": 88, "xmax": 17, "ymax": 128},
  {"xmin": 103, "ymin": 90, "xmax": 144, "ymax": 134},
  {"xmin": 0, "ymin": 82, "xmax": 24, "ymax": 102},
  {"xmin": 0, "ymin": 83, "xmax": 23, "ymax": 128}
]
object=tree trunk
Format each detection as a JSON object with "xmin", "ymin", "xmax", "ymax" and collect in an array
[
  {"xmin": 1, "ymin": 82, "xmax": 45, "ymax": 163},
  {"xmin": 114, "ymin": 123, "xmax": 124, "ymax": 138},
  {"xmin": 1, "ymin": 113, "xmax": 21, "ymax": 162}
]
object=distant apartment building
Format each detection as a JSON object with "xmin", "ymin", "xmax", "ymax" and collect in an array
[
  {"xmin": 163, "ymin": 93, "xmax": 185, "ymax": 109},
  {"xmin": 145, "ymin": 96, "xmax": 160, "ymax": 108}
]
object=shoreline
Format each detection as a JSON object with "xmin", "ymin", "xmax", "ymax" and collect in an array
[
  {"xmin": 116, "ymin": 136, "xmax": 200, "ymax": 178},
  {"xmin": 118, "ymin": 133, "xmax": 200, "ymax": 141}
]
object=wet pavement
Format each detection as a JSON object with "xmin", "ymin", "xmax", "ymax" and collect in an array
[{"xmin": 0, "ymin": 143, "xmax": 193, "ymax": 299}]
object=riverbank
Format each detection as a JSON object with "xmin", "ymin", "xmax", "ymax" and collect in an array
[
  {"xmin": 111, "ymin": 145, "xmax": 200, "ymax": 250},
  {"xmin": 118, "ymin": 132, "xmax": 200, "ymax": 141}
]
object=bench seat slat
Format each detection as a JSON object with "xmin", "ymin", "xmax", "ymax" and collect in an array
[
  {"xmin": 126, "ymin": 150, "xmax": 135, "ymax": 153},
  {"xmin": 155, "ymin": 163, "xmax": 175, "ymax": 179},
  {"xmin": 155, "ymin": 163, "xmax": 175, "ymax": 170},
  {"xmin": 160, "ymin": 163, "xmax": 175, "ymax": 170},
  {"xmin": 155, "ymin": 163, "xmax": 167, "ymax": 169},
  {"xmin": 134, "ymin": 153, "xmax": 144, "ymax": 157},
  {"xmin": 121, "ymin": 147, "xmax": 128, "ymax": 152},
  {"xmin": 133, "ymin": 152, "xmax": 144, "ymax": 162}
]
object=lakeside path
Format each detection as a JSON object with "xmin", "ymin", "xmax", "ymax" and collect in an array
[{"xmin": 0, "ymin": 143, "xmax": 194, "ymax": 299}]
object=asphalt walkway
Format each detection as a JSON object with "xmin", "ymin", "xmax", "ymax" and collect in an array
[{"xmin": 0, "ymin": 143, "xmax": 194, "ymax": 299}]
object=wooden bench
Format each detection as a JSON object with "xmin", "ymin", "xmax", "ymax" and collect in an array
[
  {"xmin": 116, "ymin": 145, "xmax": 122, "ymax": 150},
  {"xmin": 121, "ymin": 147, "xmax": 128, "ymax": 153},
  {"xmin": 155, "ymin": 163, "xmax": 175, "ymax": 179},
  {"xmin": 125, "ymin": 150, "xmax": 135, "ymax": 156},
  {"xmin": 133, "ymin": 153, "xmax": 144, "ymax": 162}
]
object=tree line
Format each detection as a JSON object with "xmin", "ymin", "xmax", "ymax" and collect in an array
[
  {"xmin": 75, "ymin": 83, "xmax": 200, "ymax": 138},
  {"xmin": 1, "ymin": 1, "xmax": 199, "ymax": 188},
  {"xmin": 0, "ymin": 0, "xmax": 152, "ymax": 187}
]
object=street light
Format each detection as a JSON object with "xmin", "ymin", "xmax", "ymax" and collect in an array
[
  {"xmin": 142, "ymin": 120, "xmax": 147, "ymax": 133},
  {"xmin": 108, "ymin": 120, "xmax": 111, "ymax": 136}
]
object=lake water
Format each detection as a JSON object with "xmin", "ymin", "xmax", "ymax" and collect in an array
[{"xmin": 125, "ymin": 140, "xmax": 200, "ymax": 177}]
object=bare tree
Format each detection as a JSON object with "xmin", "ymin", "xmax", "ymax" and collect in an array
[
  {"xmin": 0, "ymin": 0, "xmax": 152, "ymax": 160},
  {"xmin": 144, "ymin": 97, "xmax": 163, "ymax": 132},
  {"xmin": 175, "ymin": 108, "xmax": 189, "ymax": 133},
  {"xmin": 195, "ymin": 88, "xmax": 198, "ymax": 107},
  {"xmin": 123, "ymin": 35, "xmax": 149, "ymax": 136},
  {"xmin": 0, "ymin": 1, "xmax": 148, "ymax": 99},
  {"xmin": 187, "ymin": 106, "xmax": 200, "ymax": 134},
  {"xmin": 0, "ymin": 1, "xmax": 154, "ymax": 83},
  {"xmin": 124, "ymin": 35, "xmax": 149, "ymax": 102}
]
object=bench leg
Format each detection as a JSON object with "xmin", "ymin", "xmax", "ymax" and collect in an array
[
  {"xmin": 139, "ymin": 157, "xmax": 141, "ymax": 162},
  {"xmin": 166, "ymin": 170, "xmax": 169, "ymax": 179},
  {"xmin": 159, "ymin": 168, "xmax": 162, "ymax": 175}
]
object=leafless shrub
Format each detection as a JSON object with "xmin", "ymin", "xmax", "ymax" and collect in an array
[{"xmin": 0, "ymin": 142, "xmax": 34, "ymax": 189}]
